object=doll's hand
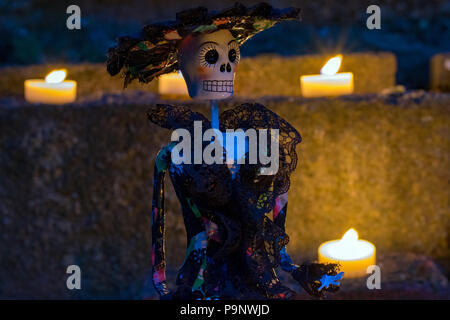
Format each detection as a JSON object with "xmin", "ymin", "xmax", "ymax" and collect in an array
[
  {"xmin": 318, "ymin": 272, "xmax": 344, "ymax": 291},
  {"xmin": 292, "ymin": 262, "xmax": 342, "ymax": 298}
]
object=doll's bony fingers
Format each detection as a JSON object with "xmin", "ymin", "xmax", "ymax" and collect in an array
[
  {"xmin": 336, "ymin": 272, "xmax": 344, "ymax": 279},
  {"xmin": 329, "ymin": 272, "xmax": 344, "ymax": 287}
]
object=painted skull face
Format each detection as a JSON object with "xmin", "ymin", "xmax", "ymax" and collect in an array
[{"xmin": 178, "ymin": 29, "xmax": 240, "ymax": 100}]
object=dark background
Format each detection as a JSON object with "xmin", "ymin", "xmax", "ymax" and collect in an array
[{"xmin": 1, "ymin": 0, "xmax": 449, "ymax": 89}]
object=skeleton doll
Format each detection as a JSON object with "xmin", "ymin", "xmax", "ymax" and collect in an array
[{"xmin": 107, "ymin": 3, "xmax": 343, "ymax": 299}]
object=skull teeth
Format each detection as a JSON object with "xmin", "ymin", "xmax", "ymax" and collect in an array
[{"xmin": 202, "ymin": 80, "xmax": 233, "ymax": 93}]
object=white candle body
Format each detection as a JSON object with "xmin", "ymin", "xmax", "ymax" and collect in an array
[
  {"xmin": 25, "ymin": 80, "xmax": 77, "ymax": 104},
  {"xmin": 318, "ymin": 239, "xmax": 375, "ymax": 278},
  {"xmin": 158, "ymin": 72, "xmax": 189, "ymax": 96},
  {"xmin": 300, "ymin": 72, "xmax": 353, "ymax": 98}
]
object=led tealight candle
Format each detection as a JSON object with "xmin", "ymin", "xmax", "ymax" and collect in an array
[
  {"xmin": 158, "ymin": 71, "xmax": 189, "ymax": 97},
  {"xmin": 318, "ymin": 228, "xmax": 376, "ymax": 278},
  {"xmin": 25, "ymin": 69, "xmax": 77, "ymax": 104},
  {"xmin": 300, "ymin": 55, "xmax": 354, "ymax": 98}
]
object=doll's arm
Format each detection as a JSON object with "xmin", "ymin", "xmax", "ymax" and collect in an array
[
  {"xmin": 272, "ymin": 192, "xmax": 343, "ymax": 297},
  {"xmin": 272, "ymin": 192, "xmax": 299, "ymax": 272},
  {"xmin": 151, "ymin": 145, "xmax": 173, "ymax": 297}
]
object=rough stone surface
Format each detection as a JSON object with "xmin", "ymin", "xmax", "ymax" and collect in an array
[
  {"xmin": 235, "ymin": 52, "xmax": 397, "ymax": 97},
  {"xmin": 0, "ymin": 93, "xmax": 448, "ymax": 299},
  {"xmin": 0, "ymin": 64, "xmax": 158, "ymax": 98},
  {"xmin": 0, "ymin": 53, "xmax": 396, "ymax": 99}
]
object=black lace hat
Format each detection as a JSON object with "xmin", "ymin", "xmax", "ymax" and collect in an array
[{"xmin": 106, "ymin": 2, "xmax": 301, "ymax": 87}]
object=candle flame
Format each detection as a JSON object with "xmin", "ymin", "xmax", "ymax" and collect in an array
[
  {"xmin": 45, "ymin": 69, "xmax": 67, "ymax": 84},
  {"xmin": 320, "ymin": 55, "xmax": 342, "ymax": 76},
  {"xmin": 340, "ymin": 228, "xmax": 358, "ymax": 243}
]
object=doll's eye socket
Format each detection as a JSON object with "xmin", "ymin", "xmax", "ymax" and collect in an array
[
  {"xmin": 228, "ymin": 41, "xmax": 240, "ymax": 64},
  {"xmin": 204, "ymin": 49, "xmax": 219, "ymax": 64},
  {"xmin": 199, "ymin": 43, "xmax": 219, "ymax": 67},
  {"xmin": 228, "ymin": 49, "xmax": 237, "ymax": 63}
]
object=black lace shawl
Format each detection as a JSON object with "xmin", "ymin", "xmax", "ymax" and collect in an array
[{"xmin": 147, "ymin": 103, "xmax": 302, "ymax": 216}]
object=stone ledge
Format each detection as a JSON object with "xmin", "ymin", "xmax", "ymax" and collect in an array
[
  {"xmin": 0, "ymin": 95, "xmax": 448, "ymax": 299},
  {"xmin": 235, "ymin": 52, "xmax": 397, "ymax": 97},
  {"xmin": 284, "ymin": 253, "xmax": 449, "ymax": 300},
  {"xmin": 0, "ymin": 52, "xmax": 397, "ymax": 99}
]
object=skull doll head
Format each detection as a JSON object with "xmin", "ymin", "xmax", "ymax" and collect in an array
[
  {"xmin": 178, "ymin": 29, "xmax": 240, "ymax": 100},
  {"xmin": 107, "ymin": 3, "xmax": 301, "ymax": 98}
]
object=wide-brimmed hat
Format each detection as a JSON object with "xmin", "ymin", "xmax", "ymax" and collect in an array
[{"xmin": 107, "ymin": 2, "xmax": 301, "ymax": 87}]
